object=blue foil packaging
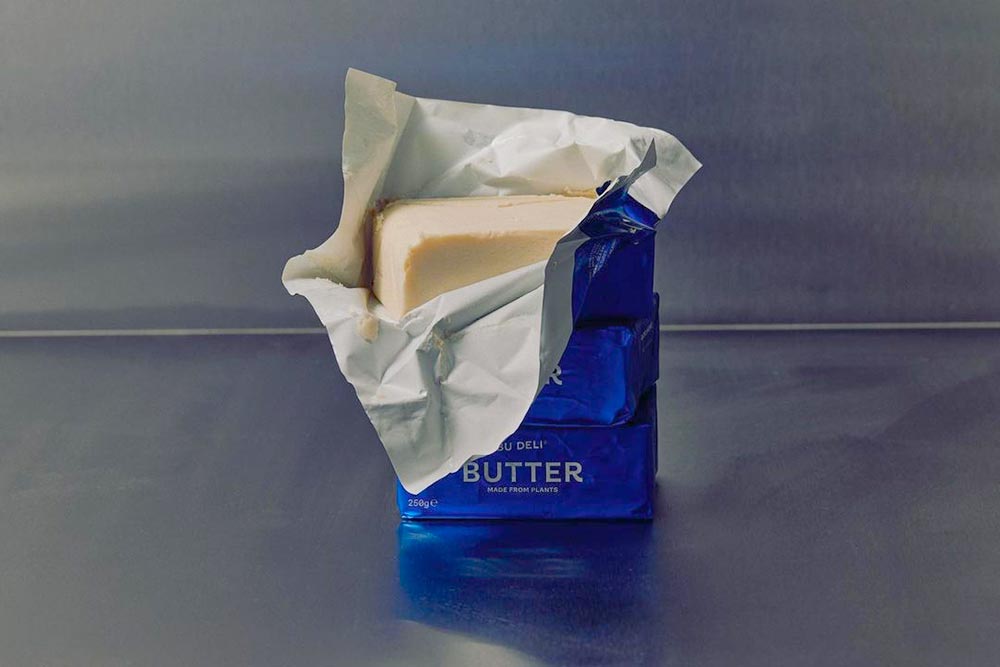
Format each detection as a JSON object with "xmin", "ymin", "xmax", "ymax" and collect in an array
[
  {"xmin": 572, "ymin": 184, "xmax": 660, "ymax": 323},
  {"xmin": 574, "ymin": 232, "xmax": 656, "ymax": 322},
  {"xmin": 397, "ymin": 388, "xmax": 657, "ymax": 520},
  {"xmin": 525, "ymin": 309, "xmax": 659, "ymax": 426}
]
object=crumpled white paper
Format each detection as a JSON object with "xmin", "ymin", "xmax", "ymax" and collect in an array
[{"xmin": 283, "ymin": 69, "xmax": 699, "ymax": 493}]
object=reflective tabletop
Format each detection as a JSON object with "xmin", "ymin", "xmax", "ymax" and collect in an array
[{"xmin": 2, "ymin": 330, "xmax": 998, "ymax": 666}]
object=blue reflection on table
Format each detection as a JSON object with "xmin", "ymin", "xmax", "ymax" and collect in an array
[{"xmin": 398, "ymin": 520, "xmax": 659, "ymax": 665}]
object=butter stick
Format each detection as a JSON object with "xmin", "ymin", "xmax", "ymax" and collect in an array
[{"xmin": 372, "ymin": 195, "xmax": 593, "ymax": 318}]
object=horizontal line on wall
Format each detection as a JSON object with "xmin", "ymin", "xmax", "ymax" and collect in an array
[
  {"xmin": 1, "ymin": 322, "xmax": 1000, "ymax": 338},
  {"xmin": 0, "ymin": 328, "xmax": 329, "ymax": 338},
  {"xmin": 659, "ymin": 321, "xmax": 1000, "ymax": 332}
]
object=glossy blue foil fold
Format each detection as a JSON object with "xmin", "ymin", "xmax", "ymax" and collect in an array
[
  {"xmin": 397, "ymin": 388, "xmax": 657, "ymax": 520},
  {"xmin": 525, "ymin": 307, "xmax": 658, "ymax": 426},
  {"xmin": 573, "ymin": 184, "xmax": 660, "ymax": 322}
]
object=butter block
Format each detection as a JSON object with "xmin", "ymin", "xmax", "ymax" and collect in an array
[
  {"xmin": 372, "ymin": 195, "xmax": 594, "ymax": 318},
  {"xmin": 525, "ymin": 308, "xmax": 658, "ymax": 426},
  {"xmin": 398, "ymin": 388, "xmax": 657, "ymax": 520}
]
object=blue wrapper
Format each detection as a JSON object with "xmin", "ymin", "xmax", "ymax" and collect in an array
[
  {"xmin": 397, "ymin": 388, "xmax": 657, "ymax": 520},
  {"xmin": 572, "ymin": 183, "xmax": 660, "ymax": 323},
  {"xmin": 574, "ymin": 233, "xmax": 656, "ymax": 321},
  {"xmin": 526, "ymin": 309, "xmax": 659, "ymax": 426}
]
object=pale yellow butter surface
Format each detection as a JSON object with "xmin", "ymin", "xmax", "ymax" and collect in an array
[{"xmin": 371, "ymin": 195, "xmax": 593, "ymax": 318}]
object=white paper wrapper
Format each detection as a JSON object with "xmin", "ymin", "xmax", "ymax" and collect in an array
[{"xmin": 283, "ymin": 69, "xmax": 699, "ymax": 493}]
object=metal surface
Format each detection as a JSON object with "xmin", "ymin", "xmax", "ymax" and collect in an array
[
  {"xmin": 3, "ymin": 0, "xmax": 1000, "ymax": 328},
  {"xmin": 2, "ymin": 331, "xmax": 998, "ymax": 666}
]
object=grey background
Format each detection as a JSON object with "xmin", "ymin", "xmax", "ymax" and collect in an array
[{"xmin": 3, "ymin": 0, "xmax": 999, "ymax": 328}]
